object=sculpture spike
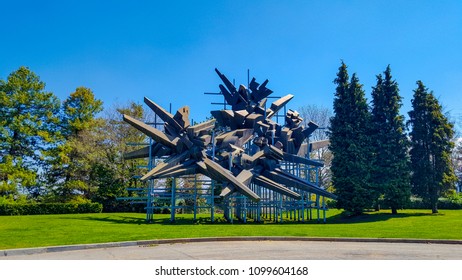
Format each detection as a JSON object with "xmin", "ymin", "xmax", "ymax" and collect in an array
[
  {"xmin": 123, "ymin": 114, "xmax": 176, "ymax": 149},
  {"xmin": 253, "ymin": 175, "xmax": 301, "ymax": 199},
  {"xmin": 149, "ymin": 160, "xmax": 196, "ymax": 179},
  {"xmin": 282, "ymin": 152, "xmax": 323, "ymax": 167},
  {"xmin": 124, "ymin": 146, "xmax": 150, "ymax": 160},
  {"xmin": 235, "ymin": 169, "xmax": 254, "ymax": 187},
  {"xmin": 140, "ymin": 150, "xmax": 190, "ymax": 181},
  {"xmin": 266, "ymin": 94, "xmax": 294, "ymax": 119},
  {"xmin": 265, "ymin": 169, "xmax": 337, "ymax": 199},
  {"xmin": 220, "ymin": 186, "xmax": 235, "ymax": 197},
  {"xmin": 203, "ymin": 158, "xmax": 260, "ymax": 202},
  {"xmin": 144, "ymin": 97, "xmax": 183, "ymax": 132},
  {"xmin": 310, "ymin": 139, "xmax": 330, "ymax": 151}
]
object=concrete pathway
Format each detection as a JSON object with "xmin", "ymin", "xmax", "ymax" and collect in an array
[{"xmin": 2, "ymin": 239, "xmax": 462, "ymax": 260}]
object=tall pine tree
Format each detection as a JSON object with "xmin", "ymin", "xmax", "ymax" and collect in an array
[
  {"xmin": 408, "ymin": 81, "xmax": 457, "ymax": 213},
  {"xmin": 370, "ymin": 66, "xmax": 410, "ymax": 214},
  {"xmin": 329, "ymin": 62, "xmax": 375, "ymax": 215},
  {"xmin": 0, "ymin": 67, "xmax": 61, "ymax": 199}
]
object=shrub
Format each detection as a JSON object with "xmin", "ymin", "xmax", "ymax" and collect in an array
[
  {"xmin": 0, "ymin": 202, "xmax": 103, "ymax": 215},
  {"xmin": 405, "ymin": 197, "xmax": 462, "ymax": 210}
]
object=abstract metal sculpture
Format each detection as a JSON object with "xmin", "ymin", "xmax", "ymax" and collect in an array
[{"xmin": 121, "ymin": 69, "xmax": 336, "ymax": 222}]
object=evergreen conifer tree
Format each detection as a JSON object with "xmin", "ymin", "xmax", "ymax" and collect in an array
[
  {"xmin": 0, "ymin": 67, "xmax": 61, "ymax": 198},
  {"xmin": 408, "ymin": 81, "xmax": 457, "ymax": 213},
  {"xmin": 329, "ymin": 62, "xmax": 374, "ymax": 215},
  {"xmin": 370, "ymin": 66, "xmax": 410, "ymax": 214}
]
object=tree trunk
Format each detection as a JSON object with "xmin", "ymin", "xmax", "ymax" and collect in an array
[
  {"xmin": 374, "ymin": 201, "xmax": 381, "ymax": 211},
  {"xmin": 391, "ymin": 207, "xmax": 398, "ymax": 214},
  {"xmin": 431, "ymin": 186, "xmax": 439, "ymax": 214},
  {"xmin": 432, "ymin": 203, "xmax": 438, "ymax": 214}
]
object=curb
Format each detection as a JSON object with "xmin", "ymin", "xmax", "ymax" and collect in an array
[{"xmin": 2, "ymin": 236, "xmax": 462, "ymax": 257}]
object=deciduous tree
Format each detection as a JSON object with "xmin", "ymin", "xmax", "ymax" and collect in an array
[
  {"xmin": 91, "ymin": 102, "xmax": 150, "ymax": 211},
  {"xmin": 298, "ymin": 104, "xmax": 332, "ymax": 188},
  {"xmin": 46, "ymin": 87, "xmax": 103, "ymax": 202}
]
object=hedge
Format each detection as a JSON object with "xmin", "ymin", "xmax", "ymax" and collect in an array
[
  {"xmin": 325, "ymin": 198, "xmax": 462, "ymax": 211},
  {"xmin": 407, "ymin": 199, "xmax": 462, "ymax": 210},
  {"xmin": 0, "ymin": 202, "xmax": 103, "ymax": 215}
]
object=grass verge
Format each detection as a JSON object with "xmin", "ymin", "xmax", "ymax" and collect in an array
[{"xmin": 1, "ymin": 209, "xmax": 462, "ymax": 250}]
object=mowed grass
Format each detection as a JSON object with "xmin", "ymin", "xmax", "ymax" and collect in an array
[{"xmin": 1, "ymin": 209, "xmax": 462, "ymax": 250}]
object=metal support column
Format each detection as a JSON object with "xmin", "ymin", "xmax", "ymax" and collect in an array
[
  {"xmin": 170, "ymin": 178, "xmax": 176, "ymax": 223},
  {"xmin": 211, "ymin": 180, "xmax": 215, "ymax": 223},
  {"xmin": 316, "ymin": 194, "xmax": 320, "ymax": 223},
  {"xmin": 193, "ymin": 175, "xmax": 197, "ymax": 222}
]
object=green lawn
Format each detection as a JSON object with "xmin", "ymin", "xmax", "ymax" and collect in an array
[{"xmin": 1, "ymin": 209, "xmax": 462, "ymax": 250}]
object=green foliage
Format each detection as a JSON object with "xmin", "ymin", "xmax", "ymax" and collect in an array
[
  {"xmin": 0, "ymin": 156, "xmax": 36, "ymax": 196},
  {"xmin": 444, "ymin": 190, "xmax": 462, "ymax": 203},
  {"xmin": 408, "ymin": 81, "xmax": 457, "ymax": 213},
  {"xmin": 91, "ymin": 163, "xmax": 132, "ymax": 212},
  {"xmin": 45, "ymin": 87, "xmax": 104, "ymax": 202},
  {"xmin": 0, "ymin": 194, "xmax": 28, "ymax": 204},
  {"xmin": 0, "ymin": 202, "xmax": 102, "ymax": 215},
  {"xmin": 370, "ymin": 66, "xmax": 411, "ymax": 214},
  {"xmin": 407, "ymin": 197, "xmax": 462, "ymax": 210},
  {"xmin": 0, "ymin": 67, "xmax": 61, "ymax": 197},
  {"xmin": 62, "ymin": 87, "xmax": 103, "ymax": 137},
  {"xmin": 329, "ymin": 62, "xmax": 374, "ymax": 214}
]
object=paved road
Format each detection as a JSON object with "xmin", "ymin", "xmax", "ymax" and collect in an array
[{"xmin": 2, "ymin": 240, "xmax": 462, "ymax": 260}]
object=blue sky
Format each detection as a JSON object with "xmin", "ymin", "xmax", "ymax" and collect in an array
[{"xmin": 2, "ymin": 1, "xmax": 462, "ymax": 131}]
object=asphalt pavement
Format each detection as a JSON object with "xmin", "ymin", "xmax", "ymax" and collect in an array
[{"xmin": 2, "ymin": 238, "xmax": 462, "ymax": 260}]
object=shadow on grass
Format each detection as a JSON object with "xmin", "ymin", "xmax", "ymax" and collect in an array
[
  {"xmin": 66, "ymin": 215, "xmax": 147, "ymax": 225},
  {"xmin": 65, "ymin": 211, "xmax": 442, "ymax": 226},
  {"xmin": 70, "ymin": 214, "xmax": 287, "ymax": 226},
  {"xmin": 68, "ymin": 215, "xmax": 230, "ymax": 225},
  {"xmin": 323, "ymin": 211, "xmax": 439, "ymax": 225}
]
